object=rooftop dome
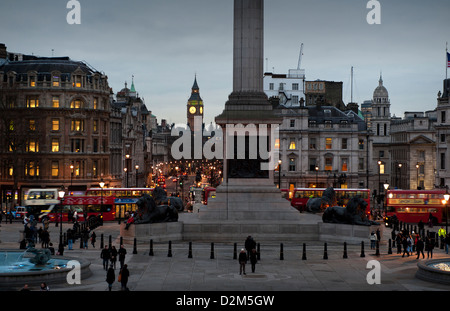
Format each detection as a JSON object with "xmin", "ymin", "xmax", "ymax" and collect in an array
[{"xmin": 373, "ymin": 75, "xmax": 388, "ymax": 99}]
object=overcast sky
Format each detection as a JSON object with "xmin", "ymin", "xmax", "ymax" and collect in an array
[{"xmin": 1, "ymin": 0, "xmax": 448, "ymax": 124}]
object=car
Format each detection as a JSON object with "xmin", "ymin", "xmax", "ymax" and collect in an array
[{"xmin": 11, "ymin": 206, "xmax": 28, "ymax": 219}]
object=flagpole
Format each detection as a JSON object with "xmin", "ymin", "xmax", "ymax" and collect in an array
[{"xmin": 446, "ymin": 42, "xmax": 448, "ymax": 80}]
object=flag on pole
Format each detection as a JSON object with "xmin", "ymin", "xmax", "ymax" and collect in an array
[{"xmin": 447, "ymin": 52, "xmax": 450, "ymax": 68}]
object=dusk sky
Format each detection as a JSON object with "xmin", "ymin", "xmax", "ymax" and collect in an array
[{"xmin": 1, "ymin": 0, "xmax": 448, "ymax": 125}]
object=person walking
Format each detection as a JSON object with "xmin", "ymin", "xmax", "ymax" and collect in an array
[
  {"xmin": 118, "ymin": 245, "xmax": 127, "ymax": 269},
  {"xmin": 401, "ymin": 236, "xmax": 410, "ymax": 257},
  {"xmin": 106, "ymin": 264, "xmax": 115, "ymax": 291},
  {"xmin": 67, "ymin": 229, "xmax": 74, "ymax": 250},
  {"xmin": 445, "ymin": 234, "xmax": 450, "ymax": 254},
  {"xmin": 245, "ymin": 236, "xmax": 256, "ymax": 260},
  {"xmin": 426, "ymin": 236, "xmax": 434, "ymax": 258},
  {"xmin": 119, "ymin": 264, "xmax": 130, "ymax": 291},
  {"xmin": 110, "ymin": 246, "xmax": 118, "ymax": 269},
  {"xmin": 90, "ymin": 231, "xmax": 96, "ymax": 248},
  {"xmin": 101, "ymin": 245, "xmax": 111, "ymax": 270},
  {"xmin": 40, "ymin": 282, "xmax": 50, "ymax": 291},
  {"xmin": 370, "ymin": 232, "xmax": 377, "ymax": 250},
  {"xmin": 238, "ymin": 249, "xmax": 247, "ymax": 275},
  {"xmin": 416, "ymin": 236, "xmax": 425, "ymax": 259},
  {"xmin": 249, "ymin": 248, "xmax": 258, "ymax": 273}
]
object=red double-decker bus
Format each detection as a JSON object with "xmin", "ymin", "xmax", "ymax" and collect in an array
[
  {"xmin": 46, "ymin": 196, "xmax": 116, "ymax": 222},
  {"xmin": 385, "ymin": 189, "xmax": 447, "ymax": 224},
  {"xmin": 291, "ymin": 188, "xmax": 371, "ymax": 214}
]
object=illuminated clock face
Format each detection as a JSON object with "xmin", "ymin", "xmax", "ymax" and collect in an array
[
  {"xmin": 189, "ymin": 106, "xmax": 196, "ymax": 114},
  {"xmin": 200, "ymin": 107, "xmax": 203, "ymax": 114}
]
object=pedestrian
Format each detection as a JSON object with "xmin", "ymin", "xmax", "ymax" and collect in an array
[
  {"xmin": 396, "ymin": 233, "xmax": 402, "ymax": 254},
  {"xmin": 245, "ymin": 235, "xmax": 256, "ymax": 259},
  {"xmin": 82, "ymin": 228, "xmax": 89, "ymax": 249},
  {"xmin": 119, "ymin": 264, "xmax": 130, "ymax": 291},
  {"xmin": 47, "ymin": 243, "xmax": 55, "ymax": 255},
  {"xmin": 376, "ymin": 228, "xmax": 381, "ymax": 242},
  {"xmin": 40, "ymin": 282, "xmax": 50, "ymax": 291},
  {"xmin": 41, "ymin": 229, "xmax": 50, "ymax": 249},
  {"xmin": 238, "ymin": 249, "xmax": 247, "ymax": 275},
  {"xmin": 370, "ymin": 231, "xmax": 377, "ymax": 250},
  {"xmin": 438, "ymin": 226, "xmax": 447, "ymax": 248},
  {"xmin": 249, "ymin": 248, "xmax": 258, "ymax": 273},
  {"xmin": 425, "ymin": 236, "xmax": 434, "ymax": 258},
  {"xmin": 101, "ymin": 245, "xmax": 110, "ymax": 270},
  {"xmin": 106, "ymin": 264, "xmax": 115, "ymax": 291},
  {"xmin": 67, "ymin": 229, "xmax": 74, "ymax": 250},
  {"xmin": 20, "ymin": 284, "xmax": 30, "ymax": 291},
  {"xmin": 416, "ymin": 236, "xmax": 425, "ymax": 259},
  {"xmin": 445, "ymin": 234, "xmax": 450, "ymax": 254},
  {"xmin": 110, "ymin": 246, "xmax": 117, "ymax": 269},
  {"xmin": 91, "ymin": 231, "xmax": 96, "ymax": 248},
  {"xmin": 118, "ymin": 244, "xmax": 127, "ymax": 269},
  {"xmin": 401, "ymin": 236, "xmax": 410, "ymax": 257}
]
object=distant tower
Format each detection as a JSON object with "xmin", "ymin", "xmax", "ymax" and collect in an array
[
  {"xmin": 187, "ymin": 76, "xmax": 204, "ymax": 132},
  {"xmin": 371, "ymin": 74, "xmax": 391, "ymax": 137}
]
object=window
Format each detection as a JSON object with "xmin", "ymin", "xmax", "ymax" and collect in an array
[
  {"xmin": 341, "ymin": 138, "xmax": 347, "ymax": 150},
  {"xmin": 442, "ymin": 111, "xmax": 446, "ymax": 123},
  {"xmin": 289, "ymin": 158, "xmax": 296, "ymax": 171},
  {"xmin": 25, "ymin": 161, "xmax": 39, "ymax": 176},
  {"xmin": 325, "ymin": 156, "xmax": 333, "ymax": 171},
  {"xmin": 93, "ymin": 98, "xmax": 98, "ymax": 109},
  {"xmin": 71, "ymin": 139, "xmax": 84, "ymax": 153},
  {"xmin": 379, "ymin": 150, "xmax": 384, "ymax": 158},
  {"xmin": 93, "ymin": 139, "xmax": 98, "ymax": 153},
  {"xmin": 289, "ymin": 139, "xmax": 296, "ymax": 150},
  {"xmin": 70, "ymin": 99, "xmax": 84, "ymax": 109},
  {"xmin": 71, "ymin": 120, "xmax": 84, "ymax": 132},
  {"xmin": 51, "ymin": 161, "xmax": 59, "ymax": 177},
  {"xmin": 29, "ymin": 120, "xmax": 36, "ymax": 131},
  {"xmin": 379, "ymin": 163, "xmax": 385, "ymax": 174},
  {"xmin": 279, "ymin": 83, "xmax": 284, "ymax": 90},
  {"xmin": 52, "ymin": 119, "xmax": 60, "ymax": 131},
  {"xmin": 358, "ymin": 139, "xmax": 364, "ymax": 150},
  {"xmin": 52, "ymin": 76, "xmax": 60, "ymax": 87},
  {"xmin": 359, "ymin": 158, "xmax": 364, "ymax": 170},
  {"xmin": 292, "ymin": 95, "xmax": 299, "ymax": 104},
  {"xmin": 309, "ymin": 138, "xmax": 316, "ymax": 150},
  {"xmin": 309, "ymin": 158, "xmax": 318, "ymax": 171},
  {"xmin": 269, "ymin": 83, "xmax": 274, "ymax": 90},
  {"xmin": 377, "ymin": 124, "xmax": 380, "ymax": 136},
  {"xmin": 26, "ymin": 96, "xmax": 39, "ymax": 108},
  {"xmin": 441, "ymin": 153, "xmax": 446, "ymax": 170},
  {"xmin": 292, "ymin": 83, "xmax": 299, "ymax": 90},
  {"xmin": 325, "ymin": 138, "xmax": 332, "ymax": 150},
  {"xmin": 73, "ymin": 75, "xmax": 82, "ymax": 88},
  {"xmin": 29, "ymin": 76, "xmax": 36, "ymax": 87},
  {"xmin": 341, "ymin": 158, "xmax": 348, "ymax": 172},
  {"xmin": 52, "ymin": 96, "xmax": 60, "ymax": 108},
  {"xmin": 26, "ymin": 139, "xmax": 39, "ymax": 153},
  {"xmin": 384, "ymin": 124, "xmax": 387, "ymax": 136},
  {"xmin": 441, "ymin": 134, "xmax": 446, "ymax": 143},
  {"xmin": 290, "ymin": 119, "xmax": 295, "ymax": 128},
  {"xmin": 51, "ymin": 139, "xmax": 59, "ymax": 152},
  {"xmin": 73, "ymin": 161, "xmax": 82, "ymax": 176},
  {"xmin": 92, "ymin": 160, "xmax": 98, "ymax": 177}
]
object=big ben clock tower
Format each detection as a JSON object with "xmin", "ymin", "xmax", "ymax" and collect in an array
[{"xmin": 187, "ymin": 76, "xmax": 204, "ymax": 132}]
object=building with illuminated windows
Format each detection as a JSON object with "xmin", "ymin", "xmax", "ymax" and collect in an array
[{"xmin": 0, "ymin": 44, "xmax": 117, "ymax": 205}]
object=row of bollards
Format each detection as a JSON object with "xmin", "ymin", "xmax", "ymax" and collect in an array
[{"xmin": 128, "ymin": 239, "xmax": 393, "ymax": 260}]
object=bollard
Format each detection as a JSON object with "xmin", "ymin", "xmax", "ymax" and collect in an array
[
  {"xmin": 233, "ymin": 243, "xmax": 237, "ymax": 260},
  {"xmin": 302, "ymin": 243, "xmax": 307, "ymax": 260},
  {"xmin": 188, "ymin": 242, "xmax": 193, "ymax": 258},
  {"xmin": 120, "ymin": 236, "xmax": 123, "ymax": 246},
  {"xmin": 280, "ymin": 243, "xmax": 284, "ymax": 260},
  {"xmin": 100, "ymin": 233, "xmax": 104, "ymax": 249},
  {"xmin": 360, "ymin": 241, "xmax": 365, "ymax": 257},
  {"xmin": 375, "ymin": 240, "xmax": 380, "ymax": 256},
  {"xmin": 149, "ymin": 239, "xmax": 154, "ymax": 256},
  {"xmin": 80, "ymin": 234, "xmax": 84, "ymax": 249},
  {"xmin": 257, "ymin": 243, "xmax": 261, "ymax": 261},
  {"xmin": 323, "ymin": 243, "xmax": 328, "ymax": 260},
  {"xmin": 210, "ymin": 243, "xmax": 215, "ymax": 259},
  {"xmin": 168, "ymin": 241, "xmax": 172, "ymax": 257},
  {"xmin": 388, "ymin": 239, "xmax": 392, "ymax": 254},
  {"xmin": 133, "ymin": 238, "xmax": 137, "ymax": 254},
  {"xmin": 343, "ymin": 242, "xmax": 348, "ymax": 259},
  {"xmin": 109, "ymin": 235, "xmax": 112, "ymax": 248}
]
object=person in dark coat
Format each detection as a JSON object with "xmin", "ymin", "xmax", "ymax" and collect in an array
[
  {"xmin": 118, "ymin": 245, "xmax": 127, "ymax": 269},
  {"xmin": 101, "ymin": 246, "xmax": 111, "ymax": 270},
  {"xmin": 249, "ymin": 248, "xmax": 258, "ymax": 273},
  {"xmin": 238, "ymin": 249, "xmax": 247, "ymax": 275},
  {"xmin": 245, "ymin": 236, "xmax": 256, "ymax": 259},
  {"xmin": 425, "ymin": 236, "xmax": 434, "ymax": 258},
  {"xmin": 416, "ymin": 236, "xmax": 425, "ymax": 259},
  {"xmin": 119, "ymin": 264, "xmax": 130, "ymax": 291},
  {"xmin": 106, "ymin": 264, "xmax": 115, "ymax": 291},
  {"xmin": 401, "ymin": 237, "xmax": 410, "ymax": 257}
]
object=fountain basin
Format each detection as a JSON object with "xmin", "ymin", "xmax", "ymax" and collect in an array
[
  {"xmin": 0, "ymin": 250, "xmax": 91, "ymax": 290},
  {"xmin": 416, "ymin": 259, "xmax": 450, "ymax": 285}
]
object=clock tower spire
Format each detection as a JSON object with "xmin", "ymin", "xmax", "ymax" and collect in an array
[{"xmin": 187, "ymin": 75, "xmax": 204, "ymax": 132}]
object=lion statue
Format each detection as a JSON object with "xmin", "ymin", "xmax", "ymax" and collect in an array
[
  {"xmin": 306, "ymin": 187, "xmax": 337, "ymax": 213},
  {"xmin": 322, "ymin": 196, "xmax": 379, "ymax": 226},
  {"xmin": 152, "ymin": 186, "xmax": 184, "ymax": 212},
  {"xmin": 125, "ymin": 193, "xmax": 178, "ymax": 229}
]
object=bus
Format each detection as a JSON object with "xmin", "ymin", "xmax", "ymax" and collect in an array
[
  {"xmin": 24, "ymin": 189, "xmax": 60, "ymax": 221},
  {"xmin": 385, "ymin": 189, "xmax": 446, "ymax": 224},
  {"xmin": 291, "ymin": 188, "xmax": 371, "ymax": 214},
  {"xmin": 86, "ymin": 188, "xmax": 154, "ymax": 220},
  {"xmin": 48, "ymin": 195, "xmax": 116, "ymax": 222}
]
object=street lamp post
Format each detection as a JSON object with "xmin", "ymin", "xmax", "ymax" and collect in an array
[
  {"xmin": 70, "ymin": 164, "xmax": 74, "ymax": 186},
  {"xmin": 99, "ymin": 178, "xmax": 105, "ymax": 224},
  {"xmin": 278, "ymin": 160, "xmax": 282, "ymax": 189},
  {"xmin": 398, "ymin": 163, "xmax": 402, "ymax": 189},
  {"xmin": 58, "ymin": 187, "xmax": 65, "ymax": 256},
  {"xmin": 444, "ymin": 188, "xmax": 450, "ymax": 235},
  {"xmin": 135, "ymin": 164, "xmax": 139, "ymax": 188},
  {"xmin": 416, "ymin": 164, "xmax": 419, "ymax": 190},
  {"xmin": 315, "ymin": 166, "xmax": 319, "ymax": 187},
  {"xmin": 383, "ymin": 181, "xmax": 389, "ymax": 217}
]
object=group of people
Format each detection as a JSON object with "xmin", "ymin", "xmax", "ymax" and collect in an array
[
  {"xmin": 238, "ymin": 236, "xmax": 258, "ymax": 275},
  {"xmin": 101, "ymin": 244, "xmax": 129, "ymax": 291},
  {"xmin": 393, "ymin": 229, "xmax": 437, "ymax": 259}
]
